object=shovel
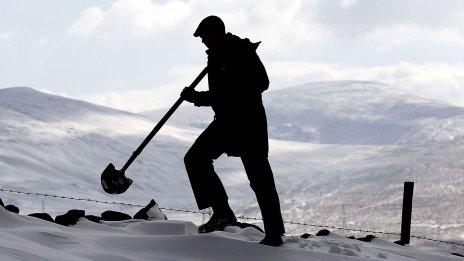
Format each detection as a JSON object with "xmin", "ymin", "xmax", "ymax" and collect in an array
[{"xmin": 101, "ymin": 67, "xmax": 208, "ymax": 194}]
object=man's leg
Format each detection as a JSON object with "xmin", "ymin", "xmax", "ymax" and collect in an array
[
  {"xmin": 184, "ymin": 122, "xmax": 232, "ymax": 213},
  {"xmin": 184, "ymin": 122, "xmax": 236, "ymax": 233},
  {"xmin": 242, "ymin": 155, "xmax": 285, "ymax": 241}
]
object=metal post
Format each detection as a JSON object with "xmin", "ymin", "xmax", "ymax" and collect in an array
[{"xmin": 399, "ymin": 181, "xmax": 414, "ymax": 245}]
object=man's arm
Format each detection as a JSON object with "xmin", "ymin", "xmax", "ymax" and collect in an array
[
  {"xmin": 181, "ymin": 88, "xmax": 212, "ymax": 107},
  {"xmin": 193, "ymin": 91, "xmax": 212, "ymax": 107}
]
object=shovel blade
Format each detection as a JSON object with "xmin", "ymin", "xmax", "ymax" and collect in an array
[{"xmin": 101, "ymin": 163, "xmax": 133, "ymax": 194}]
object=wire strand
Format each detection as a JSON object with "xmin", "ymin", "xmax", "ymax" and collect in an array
[{"xmin": 1, "ymin": 187, "xmax": 463, "ymax": 247}]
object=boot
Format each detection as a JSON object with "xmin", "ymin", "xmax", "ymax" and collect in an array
[
  {"xmin": 259, "ymin": 234, "xmax": 283, "ymax": 247},
  {"xmin": 198, "ymin": 212, "xmax": 237, "ymax": 233}
]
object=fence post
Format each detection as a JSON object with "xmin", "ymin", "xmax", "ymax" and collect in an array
[{"xmin": 396, "ymin": 181, "xmax": 414, "ymax": 245}]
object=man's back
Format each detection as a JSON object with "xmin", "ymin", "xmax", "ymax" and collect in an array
[{"xmin": 206, "ymin": 32, "xmax": 269, "ymax": 116}]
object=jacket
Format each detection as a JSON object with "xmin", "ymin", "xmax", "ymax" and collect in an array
[{"xmin": 194, "ymin": 33, "xmax": 270, "ymax": 156}]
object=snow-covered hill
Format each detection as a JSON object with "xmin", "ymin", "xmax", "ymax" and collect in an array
[
  {"xmin": 0, "ymin": 207, "xmax": 461, "ymax": 260},
  {"xmin": 0, "ymin": 87, "xmax": 199, "ymax": 213},
  {"xmin": 1, "ymin": 84, "xmax": 464, "ymax": 253},
  {"xmin": 143, "ymin": 81, "xmax": 464, "ymax": 145}
]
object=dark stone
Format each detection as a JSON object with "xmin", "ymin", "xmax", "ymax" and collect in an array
[
  {"xmin": 66, "ymin": 209, "xmax": 85, "ymax": 217},
  {"xmin": 347, "ymin": 236, "xmax": 356, "ymax": 239},
  {"xmin": 83, "ymin": 215, "xmax": 102, "ymax": 223},
  {"xmin": 101, "ymin": 211, "xmax": 132, "ymax": 221},
  {"xmin": 451, "ymin": 253, "xmax": 464, "ymax": 257},
  {"xmin": 5, "ymin": 205, "xmax": 19, "ymax": 214},
  {"xmin": 55, "ymin": 215, "xmax": 72, "ymax": 226},
  {"xmin": 28, "ymin": 213, "xmax": 54, "ymax": 222},
  {"xmin": 316, "ymin": 229, "xmax": 330, "ymax": 236},
  {"xmin": 357, "ymin": 235, "xmax": 376, "ymax": 242},
  {"xmin": 133, "ymin": 199, "xmax": 167, "ymax": 220},
  {"xmin": 231, "ymin": 221, "xmax": 264, "ymax": 233},
  {"xmin": 0, "ymin": 198, "xmax": 4, "ymax": 207},
  {"xmin": 55, "ymin": 209, "xmax": 86, "ymax": 226},
  {"xmin": 300, "ymin": 233, "xmax": 312, "ymax": 239}
]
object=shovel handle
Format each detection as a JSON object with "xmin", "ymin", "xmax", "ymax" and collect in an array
[{"xmin": 120, "ymin": 67, "xmax": 208, "ymax": 172}]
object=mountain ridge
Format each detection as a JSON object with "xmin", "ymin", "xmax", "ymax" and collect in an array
[
  {"xmin": 142, "ymin": 80, "xmax": 464, "ymax": 145},
  {"xmin": 0, "ymin": 83, "xmax": 463, "ymax": 244}
]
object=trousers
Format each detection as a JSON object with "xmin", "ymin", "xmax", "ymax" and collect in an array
[{"xmin": 184, "ymin": 121, "xmax": 285, "ymax": 235}]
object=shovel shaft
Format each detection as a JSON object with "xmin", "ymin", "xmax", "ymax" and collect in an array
[{"xmin": 121, "ymin": 67, "xmax": 208, "ymax": 172}]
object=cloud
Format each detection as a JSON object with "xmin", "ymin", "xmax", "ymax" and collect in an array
[
  {"xmin": 314, "ymin": 0, "xmax": 464, "ymax": 36},
  {"xmin": 66, "ymin": 0, "xmax": 464, "ymax": 57},
  {"xmin": 307, "ymin": 0, "xmax": 464, "ymax": 51},
  {"xmin": 0, "ymin": 30, "xmax": 52, "ymax": 54},
  {"xmin": 67, "ymin": 0, "xmax": 191, "ymax": 39},
  {"xmin": 78, "ymin": 63, "xmax": 207, "ymax": 112},
  {"xmin": 81, "ymin": 87, "xmax": 176, "ymax": 113},
  {"xmin": 67, "ymin": 7, "xmax": 104, "ymax": 38},
  {"xmin": 187, "ymin": 0, "xmax": 325, "ymax": 53},
  {"xmin": 0, "ymin": 31, "xmax": 16, "ymax": 40},
  {"xmin": 4, "ymin": 0, "xmax": 464, "ymax": 110},
  {"xmin": 74, "ymin": 61, "xmax": 464, "ymax": 112},
  {"xmin": 267, "ymin": 61, "xmax": 464, "ymax": 106},
  {"xmin": 364, "ymin": 25, "xmax": 464, "ymax": 50},
  {"xmin": 66, "ymin": 0, "xmax": 324, "ymax": 53}
]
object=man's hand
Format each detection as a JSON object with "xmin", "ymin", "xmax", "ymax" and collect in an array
[{"xmin": 181, "ymin": 87, "xmax": 198, "ymax": 103}]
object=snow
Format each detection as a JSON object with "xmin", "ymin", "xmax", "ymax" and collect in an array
[
  {"xmin": 140, "ymin": 82, "xmax": 464, "ymax": 243},
  {"xmin": 145, "ymin": 81, "xmax": 464, "ymax": 145},
  {"xmin": 1, "ymin": 82, "xmax": 464, "ymax": 259},
  {"xmin": 0, "ymin": 207, "xmax": 460, "ymax": 260}
]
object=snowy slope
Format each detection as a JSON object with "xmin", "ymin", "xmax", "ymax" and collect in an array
[
  {"xmin": 0, "ymin": 207, "xmax": 461, "ymax": 261},
  {"xmin": 0, "ymin": 87, "xmax": 199, "ymax": 213},
  {"xmin": 143, "ymin": 81, "xmax": 464, "ymax": 145},
  {"xmin": 266, "ymin": 81, "xmax": 464, "ymax": 145},
  {"xmin": 141, "ymin": 82, "xmax": 464, "ymax": 243},
  {"xmin": 1, "ymin": 84, "xmax": 464, "ymax": 252}
]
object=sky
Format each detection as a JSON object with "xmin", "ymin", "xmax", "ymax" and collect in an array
[{"xmin": 1, "ymin": 0, "xmax": 464, "ymax": 112}]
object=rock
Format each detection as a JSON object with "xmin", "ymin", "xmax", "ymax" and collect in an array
[
  {"xmin": 83, "ymin": 215, "xmax": 102, "ymax": 223},
  {"xmin": 67, "ymin": 209, "xmax": 85, "ymax": 218},
  {"xmin": 357, "ymin": 235, "xmax": 376, "ymax": 242},
  {"xmin": 347, "ymin": 236, "xmax": 356, "ymax": 239},
  {"xmin": 451, "ymin": 253, "xmax": 464, "ymax": 257},
  {"xmin": 133, "ymin": 199, "xmax": 167, "ymax": 220},
  {"xmin": 0, "ymin": 198, "xmax": 4, "ymax": 207},
  {"xmin": 55, "ymin": 209, "xmax": 85, "ymax": 226},
  {"xmin": 316, "ymin": 229, "xmax": 330, "ymax": 236},
  {"xmin": 5, "ymin": 205, "xmax": 19, "ymax": 214},
  {"xmin": 28, "ymin": 213, "xmax": 54, "ymax": 222},
  {"xmin": 54, "ymin": 215, "xmax": 68, "ymax": 226},
  {"xmin": 300, "ymin": 233, "xmax": 312, "ymax": 239},
  {"xmin": 101, "ymin": 211, "xmax": 132, "ymax": 221}
]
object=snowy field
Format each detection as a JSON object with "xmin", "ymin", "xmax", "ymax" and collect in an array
[
  {"xmin": 0, "ymin": 207, "xmax": 461, "ymax": 260},
  {"xmin": 1, "ymin": 82, "xmax": 464, "ymax": 259}
]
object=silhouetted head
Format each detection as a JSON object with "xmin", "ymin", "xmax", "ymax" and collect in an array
[{"xmin": 194, "ymin": 15, "xmax": 225, "ymax": 48}]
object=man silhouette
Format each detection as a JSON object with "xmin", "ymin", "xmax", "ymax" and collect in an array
[{"xmin": 181, "ymin": 15, "xmax": 285, "ymax": 246}]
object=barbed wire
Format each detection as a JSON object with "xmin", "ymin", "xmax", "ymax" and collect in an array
[
  {"xmin": 1, "ymin": 187, "xmax": 463, "ymax": 247},
  {"xmin": 0, "ymin": 188, "xmax": 209, "ymax": 215},
  {"xmin": 410, "ymin": 235, "xmax": 464, "ymax": 247}
]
